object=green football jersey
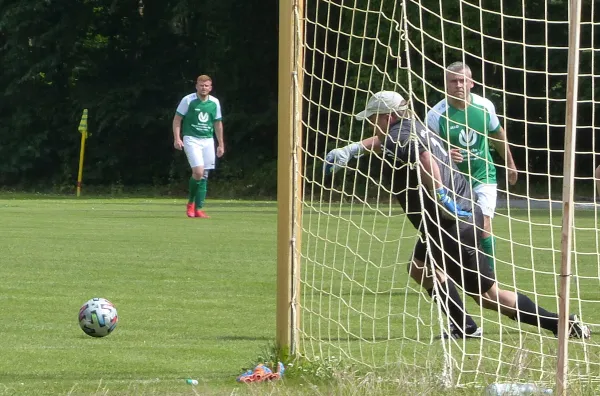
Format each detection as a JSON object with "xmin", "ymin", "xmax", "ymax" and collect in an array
[
  {"xmin": 176, "ymin": 93, "xmax": 222, "ymax": 139},
  {"xmin": 426, "ymin": 93, "xmax": 501, "ymax": 186}
]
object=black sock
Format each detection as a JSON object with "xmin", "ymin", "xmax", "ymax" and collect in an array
[
  {"xmin": 513, "ymin": 293, "xmax": 559, "ymax": 333},
  {"xmin": 427, "ymin": 281, "xmax": 478, "ymax": 334}
]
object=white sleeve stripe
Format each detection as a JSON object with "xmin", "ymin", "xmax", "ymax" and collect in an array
[
  {"xmin": 175, "ymin": 93, "xmax": 195, "ymax": 117},
  {"xmin": 426, "ymin": 100, "xmax": 446, "ymax": 133},
  {"xmin": 471, "ymin": 94, "xmax": 501, "ymax": 131},
  {"xmin": 209, "ymin": 96, "xmax": 223, "ymax": 120}
]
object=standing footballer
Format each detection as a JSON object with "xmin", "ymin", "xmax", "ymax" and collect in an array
[
  {"xmin": 426, "ymin": 62, "xmax": 517, "ymax": 271},
  {"xmin": 172, "ymin": 75, "xmax": 225, "ymax": 218}
]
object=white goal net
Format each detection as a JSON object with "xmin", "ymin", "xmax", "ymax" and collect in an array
[{"xmin": 290, "ymin": 0, "xmax": 600, "ymax": 389}]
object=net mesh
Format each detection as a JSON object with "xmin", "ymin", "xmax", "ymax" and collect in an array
[{"xmin": 296, "ymin": 0, "xmax": 600, "ymax": 387}]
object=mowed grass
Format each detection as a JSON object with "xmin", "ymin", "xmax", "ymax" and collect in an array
[
  {"xmin": 1, "ymin": 197, "xmax": 600, "ymax": 395},
  {"xmin": 0, "ymin": 198, "xmax": 278, "ymax": 395},
  {"xmin": 299, "ymin": 203, "xmax": 600, "ymax": 387}
]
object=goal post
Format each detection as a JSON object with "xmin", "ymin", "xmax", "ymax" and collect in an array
[
  {"xmin": 557, "ymin": 0, "xmax": 583, "ymax": 393},
  {"xmin": 276, "ymin": 0, "xmax": 304, "ymax": 355},
  {"xmin": 278, "ymin": 0, "xmax": 600, "ymax": 390}
]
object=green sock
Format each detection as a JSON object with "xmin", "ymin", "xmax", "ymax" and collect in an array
[
  {"xmin": 481, "ymin": 236, "xmax": 495, "ymax": 271},
  {"xmin": 195, "ymin": 178, "xmax": 207, "ymax": 209},
  {"xmin": 188, "ymin": 177, "xmax": 199, "ymax": 204}
]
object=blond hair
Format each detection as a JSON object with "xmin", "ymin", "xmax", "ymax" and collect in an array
[{"xmin": 196, "ymin": 75, "xmax": 212, "ymax": 83}]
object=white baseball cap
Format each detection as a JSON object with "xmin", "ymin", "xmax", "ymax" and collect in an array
[{"xmin": 355, "ymin": 91, "xmax": 408, "ymax": 121}]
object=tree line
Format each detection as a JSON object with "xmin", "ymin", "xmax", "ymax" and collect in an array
[
  {"xmin": 1, "ymin": 0, "xmax": 598, "ymax": 197},
  {"xmin": 0, "ymin": 0, "xmax": 279, "ymax": 196}
]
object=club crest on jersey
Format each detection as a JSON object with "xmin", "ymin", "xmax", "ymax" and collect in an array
[
  {"xmin": 198, "ymin": 112, "xmax": 210, "ymax": 122},
  {"xmin": 458, "ymin": 128, "xmax": 477, "ymax": 147}
]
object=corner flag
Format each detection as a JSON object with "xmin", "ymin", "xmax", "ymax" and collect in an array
[{"xmin": 77, "ymin": 109, "xmax": 89, "ymax": 197}]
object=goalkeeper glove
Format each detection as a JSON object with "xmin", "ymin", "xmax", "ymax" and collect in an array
[
  {"xmin": 435, "ymin": 187, "xmax": 472, "ymax": 220},
  {"xmin": 323, "ymin": 142, "xmax": 364, "ymax": 175}
]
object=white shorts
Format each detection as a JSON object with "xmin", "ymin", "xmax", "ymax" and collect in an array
[
  {"xmin": 183, "ymin": 136, "xmax": 215, "ymax": 170},
  {"xmin": 473, "ymin": 183, "xmax": 497, "ymax": 218}
]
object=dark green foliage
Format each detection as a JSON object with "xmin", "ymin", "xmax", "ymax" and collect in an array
[
  {"xmin": 0, "ymin": 0, "xmax": 598, "ymax": 196},
  {"xmin": 0, "ymin": 0, "xmax": 278, "ymax": 193},
  {"xmin": 308, "ymin": 0, "xmax": 600, "ymax": 193}
]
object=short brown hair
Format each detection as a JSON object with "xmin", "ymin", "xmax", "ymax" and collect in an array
[{"xmin": 196, "ymin": 75, "xmax": 212, "ymax": 83}]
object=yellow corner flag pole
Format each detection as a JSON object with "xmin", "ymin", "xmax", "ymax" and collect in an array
[{"xmin": 77, "ymin": 109, "xmax": 89, "ymax": 197}]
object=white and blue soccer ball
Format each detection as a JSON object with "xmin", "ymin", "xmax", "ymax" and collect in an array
[{"xmin": 78, "ymin": 297, "xmax": 118, "ymax": 337}]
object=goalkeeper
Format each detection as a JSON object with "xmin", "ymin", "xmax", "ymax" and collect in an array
[{"xmin": 324, "ymin": 90, "xmax": 590, "ymax": 339}]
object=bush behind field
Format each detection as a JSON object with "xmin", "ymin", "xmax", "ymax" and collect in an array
[{"xmin": 3, "ymin": 176, "xmax": 595, "ymax": 203}]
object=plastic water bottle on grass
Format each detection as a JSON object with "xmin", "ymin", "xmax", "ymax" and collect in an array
[{"xmin": 484, "ymin": 383, "xmax": 553, "ymax": 395}]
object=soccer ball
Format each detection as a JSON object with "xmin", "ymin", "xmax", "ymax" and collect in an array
[{"xmin": 78, "ymin": 297, "xmax": 119, "ymax": 337}]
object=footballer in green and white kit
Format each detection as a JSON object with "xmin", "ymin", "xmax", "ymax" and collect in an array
[
  {"xmin": 426, "ymin": 62, "xmax": 518, "ymax": 271},
  {"xmin": 172, "ymin": 75, "xmax": 225, "ymax": 219},
  {"xmin": 176, "ymin": 92, "xmax": 222, "ymax": 170},
  {"xmin": 426, "ymin": 91, "xmax": 500, "ymax": 201}
]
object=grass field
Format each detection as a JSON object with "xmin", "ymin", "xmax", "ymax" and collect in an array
[
  {"xmin": 299, "ymin": 203, "xmax": 600, "ymax": 391},
  {"xmin": 1, "ymin": 198, "xmax": 279, "ymax": 395},
  {"xmin": 1, "ymin": 197, "xmax": 600, "ymax": 395}
]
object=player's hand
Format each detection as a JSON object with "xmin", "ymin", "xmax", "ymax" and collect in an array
[
  {"xmin": 507, "ymin": 166, "xmax": 518, "ymax": 185},
  {"xmin": 449, "ymin": 148, "xmax": 464, "ymax": 163},
  {"xmin": 435, "ymin": 187, "xmax": 472, "ymax": 220},
  {"xmin": 174, "ymin": 139, "xmax": 184, "ymax": 151},
  {"xmin": 323, "ymin": 146, "xmax": 352, "ymax": 175},
  {"xmin": 217, "ymin": 145, "xmax": 225, "ymax": 158},
  {"xmin": 323, "ymin": 143, "xmax": 365, "ymax": 175}
]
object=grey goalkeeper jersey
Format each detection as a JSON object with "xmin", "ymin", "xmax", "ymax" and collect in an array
[{"xmin": 380, "ymin": 117, "xmax": 474, "ymax": 231}]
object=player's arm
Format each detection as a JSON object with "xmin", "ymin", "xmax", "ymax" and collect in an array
[
  {"xmin": 411, "ymin": 121, "xmax": 444, "ymax": 191},
  {"xmin": 416, "ymin": 128, "xmax": 471, "ymax": 220},
  {"xmin": 172, "ymin": 113, "xmax": 184, "ymax": 150},
  {"xmin": 361, "ymin": 136, "xmax": 381, "ymax": 152},
  {"xmin": 323, "ymin": 136, "xmax": 380, "ymax": 174},
  {"xmin": 173, "ymin": 96, "xmax": 189, "ymax": 151},
  {"xmin": 489, "ymin": 125, "xmax": 517, "ymax": 185},
  {"xmin": 418, "ymin": 150, "xmax": 443, "ymax": 192},
  {"xmin": 418, "ymin": 149, "xmax": 471, "ymax": 220},
  {"xmin": 214, "ymin": 120, "xmax": 225, "ymax": 157},
  {"xmin": 214, "ymin": 99, "xmax": 225, "ymax": 157}
]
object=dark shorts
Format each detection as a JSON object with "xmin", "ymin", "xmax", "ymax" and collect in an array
[{"xmin": 412, "ymin": 208, "xmax": 496, "ymax": 295}]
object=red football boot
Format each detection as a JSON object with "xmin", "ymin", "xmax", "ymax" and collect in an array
[
  {"xmin": 186, "ymin": 203, "xmax": 195, "ymax": 218},
  {"xmin": 194, "ymin": 209, "xmax": 210, "ymax": 219}
]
